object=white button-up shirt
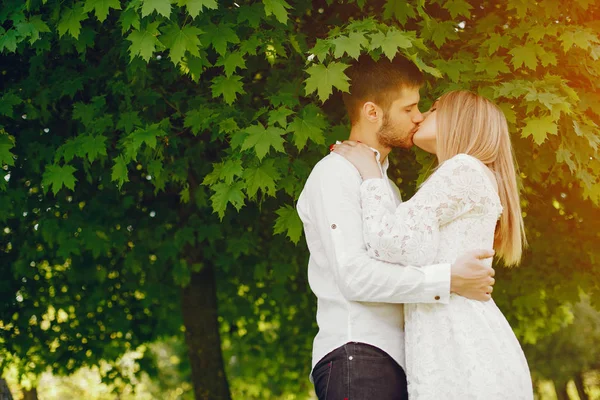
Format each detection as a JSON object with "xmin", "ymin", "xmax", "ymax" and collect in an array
[{"xmin": 297, "ymin": 152, "xmax": 451, "ymax": 375}]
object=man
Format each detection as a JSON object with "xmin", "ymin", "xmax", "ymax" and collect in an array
[{"xmin": 296, "ymin": 55, "xmax": 496, "ymax": 399}]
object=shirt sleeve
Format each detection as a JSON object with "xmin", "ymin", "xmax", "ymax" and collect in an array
[
  {"xmin": 298, "ymin": 154, "xmax": 451, "ymax": 304},
  {"xmin": 360, "ymin": 154, "xmax": 494, "ymax": 266}
]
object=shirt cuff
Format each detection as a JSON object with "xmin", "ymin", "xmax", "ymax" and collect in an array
[{"xmin": 422, "ymin": 263, "xmax": 451, "ymax": 304}]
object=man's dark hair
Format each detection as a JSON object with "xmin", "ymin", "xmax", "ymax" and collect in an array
[{"xmin": 342, "ymin": 55, "xmax": 424, "ymax": 124}]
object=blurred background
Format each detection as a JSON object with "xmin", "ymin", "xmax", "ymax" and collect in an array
[{"xmin": 1, "ymin": 0, "xmax": 599, "ymax": 399}]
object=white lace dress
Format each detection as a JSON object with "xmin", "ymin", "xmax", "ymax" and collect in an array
[{"xmin": 360, "ymin": 154, "xmax": 533, "ymax": 400}]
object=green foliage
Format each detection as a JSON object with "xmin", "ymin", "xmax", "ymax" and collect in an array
[{"xmin": 1, "ymin": 0, "xmax": 600, "ymax": 398}]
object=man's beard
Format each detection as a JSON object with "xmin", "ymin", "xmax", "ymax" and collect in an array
[{"xmin": 376, "ymin": 113, "xmax": 414, "ymax": 149}]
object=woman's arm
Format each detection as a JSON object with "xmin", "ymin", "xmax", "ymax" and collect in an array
[{"xmin": 360, "ymin": 154, "xmax": 493, "ymax": 265}]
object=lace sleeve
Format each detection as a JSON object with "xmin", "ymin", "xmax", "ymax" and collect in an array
[{"xmin": 360, "ymin": 154, "xmax": 495, "ymax": 265}]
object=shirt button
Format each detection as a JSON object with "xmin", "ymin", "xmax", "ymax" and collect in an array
[
  {"xmin": 434, "ymin": 295, "xmax": 441, "ymax": 300},
  {"xmin": 348, "ymin": 356, "xmax": 353, "ymax": 361},
  {"xmin": 331, "ymin": 224, "xmax": 337, "ymax": 229}
]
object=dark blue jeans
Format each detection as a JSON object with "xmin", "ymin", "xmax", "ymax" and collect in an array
[{"xmin": 312, "ymin": 342, "xmax": 408, "ymax": 400}]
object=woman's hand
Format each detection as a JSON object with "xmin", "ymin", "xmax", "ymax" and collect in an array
[{"xmin": 332, "ymin": 141, "xmax": 382, "ymax": 179}]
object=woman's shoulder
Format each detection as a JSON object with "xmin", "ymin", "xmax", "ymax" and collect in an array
[
  {"xmin": 440, "ymin": 153, "xmax": 484, "ymax": 170},
  {"xmin": 437, "ymin": 153, "xmax": 499, "ymax": 194}
]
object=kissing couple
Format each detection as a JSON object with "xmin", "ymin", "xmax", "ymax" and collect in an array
[{"xmin": 297, "ymin": 55, "xmax": 534, "ymax": 400}]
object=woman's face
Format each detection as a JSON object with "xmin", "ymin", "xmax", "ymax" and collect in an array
[{"xmin": 413, "ymin": 102, "xmax": 438, "ymax": 154}]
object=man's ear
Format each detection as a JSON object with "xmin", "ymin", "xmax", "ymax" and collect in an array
[{"xmin": 362, "ymin": 102, "xmax": 381, "ymax": 123}]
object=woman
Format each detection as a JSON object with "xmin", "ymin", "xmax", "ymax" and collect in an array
[{"xmin": 333, "ymin": 90, "xmax": 533, "ymax": 399}]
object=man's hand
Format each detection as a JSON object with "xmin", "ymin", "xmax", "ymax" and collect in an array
[{"xmin": 450, "ymin": 249, "xmax": 496, "ymax": 301}]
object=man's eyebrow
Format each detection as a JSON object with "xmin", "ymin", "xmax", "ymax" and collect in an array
[{"xmin": 403, "ymin": 102, "xmax": 419, "ymax": 108}]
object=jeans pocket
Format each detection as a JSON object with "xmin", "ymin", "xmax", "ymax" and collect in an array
[{"xmin": 312, "ymin": 361, "xmax": 333, "ymax": 399}]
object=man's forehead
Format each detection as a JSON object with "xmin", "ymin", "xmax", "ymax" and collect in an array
[{"xmin": 392, "ymin": 86, "xmax": 421, "ymax": 106}]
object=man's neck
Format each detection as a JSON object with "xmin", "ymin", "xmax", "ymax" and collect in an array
[{"xmin": 348, "ymin": 126, "xmax": 391, "ymax": 163}]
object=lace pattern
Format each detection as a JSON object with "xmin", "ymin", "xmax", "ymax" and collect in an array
[{"xmin": 360, "ymin": 154, "xmax": 532, "ymax": 400}]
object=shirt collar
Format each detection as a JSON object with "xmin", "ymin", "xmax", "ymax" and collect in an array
[{"xmin": 371, "ymin": 147, "xmax": 390, "ymax": 175}]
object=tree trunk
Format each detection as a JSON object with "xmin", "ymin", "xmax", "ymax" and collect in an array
[
  {"xmin": 574, "ymin": 373, "xmax": 589, "ymax": 400},
  {"xmin": 0, "ymin": 379, "xmax": 14, "ymax": 400},
  {"xmin": 181, "ymin": 262, "xmax": 231, "ymax": 400},
  {"xmin": 22, "ymin": 388, "xmax": 38, "ymax": 400},
  {"xmin": 554, "ymin": 380, "xmax": 571, "ymax": 400}
]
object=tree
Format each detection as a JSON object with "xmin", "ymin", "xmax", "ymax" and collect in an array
[
  {"xmin": 1, "ymin": 0, "xmax": 600, "ymax": 399},
  {"xmin": 524, "ymin": 298, "xmax": 600, "ymax": 400}
]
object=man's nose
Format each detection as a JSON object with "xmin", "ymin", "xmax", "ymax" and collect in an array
[{"xmin": 413, "ymin": 110, "xmax": 424, "ymax": 123}]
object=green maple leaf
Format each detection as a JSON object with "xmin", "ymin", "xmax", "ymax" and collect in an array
[
  {"xmin": 305, "ymin": 62, "xmax": 350, "ymax": 103},
  {"xmin": 117, "ymin": 111, "xmax": 143, "ymax": 133},
  {"xmin": 127, "ymin": 22, "xmax": 162, "ymax": 62},
  {"xmin": 521, "ymin": 115, "xmax": 557, "ymax": 145},
  {"xmin": 215, "ymin": 51, "xmax": 246, "ymax": 77},
  {"xmin": 218, "ymin": 118, "xmax": 239, "ymax": 134},
  {"xmin": 119, "ymin": 9, "xmax": 140, "ymax": 33},
  {"xmin": 382, "ymin": 0, "xmax": 415, "ymax": 25},
  {"xmin": 506, "ymin": 0, "xmax": 529, "ymax": 18},
  {"xmin": 0, "ymin": 93, "xmax": 22, "ymax": 117},
  {"xmin": 148, "ymin": 158, "xmax": 164, "ymax": 179},
  {"xmin": 210, "ymin": 182, "xmax": 245, "ymax": 220},
  {"xmin": 332, "ymin": 32, "xmax": 367, "ymax": 60},
  {"xmin": 203, "ymin": 23, "xmax": 240, "ymax": 56},
  {"xmin": 229, "ymin": 130, "xmax": 247, "ymax": 149},
  {"xmin": 211, "ymin": 75, "xmax": 245, "ymax": 104},
  {"xmin": 184, "ymin": 108, "xmax": 215, "ymax": 135},
  {"xmin": 83, "ymin": 0, "xmax": 121, "ymax": 22},
  {"xmin": 409, "ymin": 54, "xmax": 443, "ymax": 78},
  {"xmin": 241, "ymin": 124, "xmax": 286, "ymax": 160},
  {"xmin": 0, "ymin": 29, "xmax": 18, "ymax": 53},
  {"xmin": 55, "ymin": 139, "xmax": 80, "ymax": 163},
  {"xmin": 432, "ymin": 59, "xmax": 468, "ymax": 82},
  {"xmin": 180, "ymin": 53, "xmax": 211, "ymax": 82},
  {"xmin": 263, "ymin": 0, "xmax": 291, "ymax": 24},
  {"xmin": 80, "ymin": 135, "xmax": 108, "ymax": 162},
  {"xmin": 14, "ymin": 16, "xmax": 51, "ymax": 44},
  {"xmin": 482, "ymin": 33, "xmax": 511, "ymax": 55},
  {"xmin": 141, "ymin": 0, "xmax": 172, "ymax": 18},
  {"xmin": 443, "ymin": 0, "xmax": 473, "ymax": 19},
  {"xmin": 556, "ymin": 147, "xmax": 577, "ymax": 172},
  {"xmin": 239, "ymin": 34, "xmax": 261, "ymax": 56},
  {"xmin": 288, "ymin": 104, "xmax": 327, "ymax": 150},
  {"xmin": 160, "ymin": 24, "xmax": 203, "ymax": 65},
  {"xmin": 559, "ymin": 29, "xmax": 599, "ymax": 52},
  {"xmin": 509, "ymin": 45, "xmax": 538, "ymax": 70},
  {"xmin": 268, "ymin": 107, "xmax": 294, "ymax": 128},
  {"xmin": 269, "ymin": 82, "xmax": 300, "ymax": 108},
  {"xmin": 237, "ymin": 4, "xmax": 264, "ymax": 28},
  {"xmin": 217, "ymin": 159, "xmax": 244, "ymax": 185},
  {"xmin": 72, "ymin": 102, "xmax": 99, "ymax": 127},
  {"xmin": 111, "ymin": 155, "xmax": 129, "ymax": 189},
  {"xmin": 310, "ymin": 38, "xmax": 332, "ymax": 61},
  {"xmin": 128, "ymin": 124, "xmax": 166, "ymax": 154},
  {"xmin": 536, "ymin": 46, "xmax": 558, "ymax": 67},
  {"xmin": 525, "ymin": 91, "xmax": 565, "ymax": 113},
  {"xmin": 42, "ymin": 164, "xmax": 78, "ymax": 195},
  {"xmin": 369, "ymin": 30, "xmax": 413, "ymax": 60},
  {"xmin": 527, "ymin": 25, "xmax": 549, "ymax": 42},
  {"xmin": 58, "ymin": 5, "xmax": 87, "ymax": 39},
  {"xmin": 422, "ymin": 19, "xmax": 458, "ymax": 49},
  {"xmin": 178, "ymin": 0, "xmax": 218, "ymax": 18},
  {"xmin": 474, "ymin": 56, "xmax": 510, "ymax": 78},
  {"xmin": 203, "ymin": 159, "xmax": 244, "ymax": 185},
  {"xmin": 0, "ymin": 134, "xmax": 15, "ymax": 167},
  {"xmin": 244, "ymin": 159, "xmax": 281, "ymax": 198},
  {"xmin": 273, "ymin": 204, "xmax": 303, "ymax": 244},
  {"xmin": 346, "ymin": 18, "xmax": 378, "ymax": 32}
]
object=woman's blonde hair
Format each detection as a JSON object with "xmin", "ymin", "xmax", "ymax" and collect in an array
[{"xmin": 435, "ymin": 90, "xmax": 527, "ymax": 266}]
